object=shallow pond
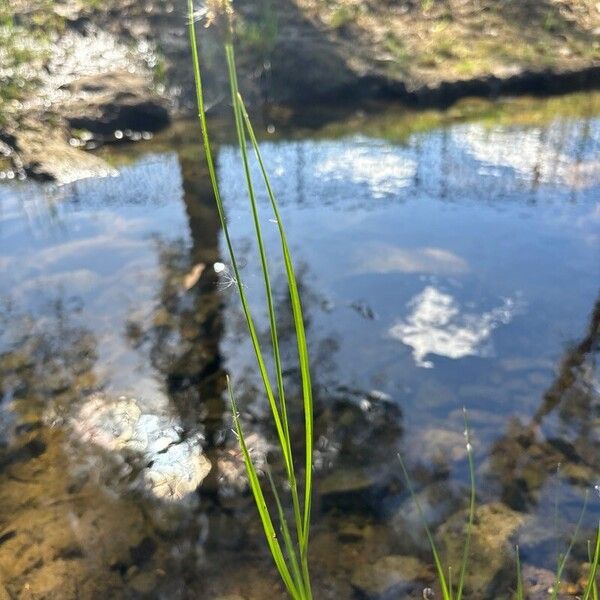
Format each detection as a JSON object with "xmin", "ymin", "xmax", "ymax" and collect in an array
[{"xmin": 0, "ymin": 93, "xmax": 599, "ymax": 599}]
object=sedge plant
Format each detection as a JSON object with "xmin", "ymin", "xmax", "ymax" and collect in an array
[
  {"xmin": 584, "ymin": 525, "xmax": 600, "ymax": 600},
  {"xmin": 186, "ymin": 5, "xmax": 600, "ymax": 599},
  {"xmin": 187, "ymin": 1, "xmax": 313, "ymax": 598},
  {"xmin": 397, "ymin": 409, "xmax": 476, "ymax": 600},
  {"xmin": 400, "ymin": 413, "xmax": 599, "ymax": 600},
  {"xmin": 515, "ymin": 509, "xmax": 600, "ymax": 600}
]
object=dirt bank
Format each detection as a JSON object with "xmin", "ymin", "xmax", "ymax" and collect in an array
[{"xmin": 1, "ymin": 0, "xmax": 599, "ymax": 181}]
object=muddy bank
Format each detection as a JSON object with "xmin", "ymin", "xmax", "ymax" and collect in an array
[
  {"xmin": 238, "ymin": 0, "xmax": 600, "ymax": 107},
  {"xmin": 1, "ymin": 0, "xmax": 599, "ymax": 180}
]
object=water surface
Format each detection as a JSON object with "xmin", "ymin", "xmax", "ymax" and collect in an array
[{"xmin": 0, "ymin": 93, "xmax": 599, "ymax": 599}]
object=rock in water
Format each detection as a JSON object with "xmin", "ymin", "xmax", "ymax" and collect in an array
[
  {"xmin": 351, "ymin": 555, "xmax": 431, "ymax": 599},
  {"xmin": 390, "ymin": 480, "xmax": 466, "ymax": 554},
  {"xmin": 436, "ymin": 502, "xmax": 527, "ymax": 599},
  {"xmin": 318, "ymin": 467, "xmax": 388, "ymax": 512}
]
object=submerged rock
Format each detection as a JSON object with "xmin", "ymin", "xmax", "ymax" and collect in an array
[
  {"xmin": 128, "ymin": 570, "xmax": 159, "ymax": 595},
  {"xmin": 409, "ymin": 427, "xmax": 469, "ymax": 474},
  {"xmin": 337, "ymin": 521, "xmax": 372, "ymax": 544},
  {"xmin": 390, "ymin": 481, "xmax": 466, "ymax": 554},
  {"xmin": 351, "ymin": 555, "xmax": 431, "ymax": 599},
  {"xmin": 0, "ymin": 429, "xmax": 151, "ymax": 599},
  {"xmin": 71, "ymin": 392, "xmax": 212, "ymax": 501},
  {"xmin": 436, "ymin": 502, "xmax": 527, "ymax": 599},
  {"xmin": 521, "ymin": 565, "xmax": 573, "ymax": 600},
  {"xmin": 318, "ymin": 467, "xmax": 388, "ymax": 512}
]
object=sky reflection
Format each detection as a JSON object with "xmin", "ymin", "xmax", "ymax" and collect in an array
[
  {"xmin": 389, "ymin": 286, "xmax": 520, "ymax": 368},
  {"xmin": 0, "ymin": 153, "xmax": 214, "ymax": 503}
]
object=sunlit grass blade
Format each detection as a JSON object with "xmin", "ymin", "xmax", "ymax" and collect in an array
[
  {"xmin": 267, "ymin": 469, "xmax": 306, "ymax": 596},
  {"xmin": 583, "ymin": 524, "xmax": 600, "ymax": 600},
  {"xmin": 398, "ymin": 452, "xmax": 452, "ymax": 600},
  {"xmin": 516, "ymin": 546, "xmax": 525, "ymax": 600},
  {"xmin": 237, "ymin": 94, "xmax": 314, "ymax": 565},
  {"xmin": 551, "ymin": 491, "xmax": 589, "ymax": 600},
  {"xmin": 456, "ymin": 410, "xmax": 476, "ymax": 600},
  {"xmin": 222, "ymin": 40, "xmax": 306, "ymax": 559},
  {"xmin": 398, "ymin": 413, "xmax": 476, "ymax": 600},
  {"xmin": 186, "ymin": 0, "xmax": 289, "ymax": 465},
  {"xmin": 228, "ymin": 379, "xmax": 301, "ymax": 600},
  {"xmin": 187, "ymin": 3, "xmax": 313, "ymax": 596}
]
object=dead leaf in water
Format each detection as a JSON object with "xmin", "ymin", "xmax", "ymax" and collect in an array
[{"xmin": 183, "ymin": 263, "xmax": 206, "ymax": 290}]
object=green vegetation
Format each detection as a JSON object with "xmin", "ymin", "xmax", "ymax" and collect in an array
[
  {"xmin": 236, "ymin": 0, "xmax": 279, "ymax": 59},
  {"xmin": 515, "ymin": 520, "xmax": 600, "ymax": 600},
  {"xmin": 585, "ymin": 528, "xmax": 600, "ymax": 600},
  {"xmin": 401, "ymin": 421, "xmax": 600, "ymax": 600},
  {"xmin": 0, "ymin": 10, "xmax": 50, "ymax": 120},
  {"xmin": 313, "ymin": 0, "xmax": 598, "ymax": 82},
  {"xmin": 399, "ymin": 412, "xmax": 476, "ymax": 600},
  {"xmin": 317, "ymin": 91, "xmax": 600, "ymax": 144},
  {"xmin": 187, "ymin": 1, "xmax": 314, "ymax": 597}
]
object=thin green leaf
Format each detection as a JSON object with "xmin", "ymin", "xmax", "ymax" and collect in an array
[
  {"xmin": 228, "ymin": 379, "xmax": 300, "ymax": 600},
  {"xmin": 551, "ymin": 491, "xmax": 589, "ymax": 600},
  {"xmin": 238, "ymin": 94, "xmax": 314, "ymax": 565},
  {"xmin": 516, "ymin": 546, "xmax": 524, "ymax": 600},
  {"xmin": 187, "ymin": 6, "xmax": 310, "ymax": 595},
  {"xmin": 583, "ymin": 524, "xmax": 600, "ymax": 600},
  {"xmin": 223, "ymin": 42, "xmax": 305, "ymax": 559},
  {"xmin": 456, "ymin": 410, "xmax": 476, "ymax": 600},
  {"xmin": 186, "ymin": 0, "xmax": 288, "ymax": 465},
  {"xmin": 267, "ymin": 469, "xmax": 305, "ymax": 595},
  {"xmin": 398, "ymin": 453, "xmax": 452, "ymax": 600}
]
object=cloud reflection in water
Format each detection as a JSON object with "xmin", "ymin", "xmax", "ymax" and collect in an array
[
  {"xmin": 390, "ymin": 286, "xmax": 520, "ymax": 368},
  {"xmin": 357, "ymin": 243, "xmax": 468, "ymax": 275}
]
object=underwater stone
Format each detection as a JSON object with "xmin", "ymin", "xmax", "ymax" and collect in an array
[
  {"xmin": 337, "ymin": 522, "xmax": 371, "ymax": 543},
  {"xmin": 129, "ymin": 571, "xmax": 158, "ymax": 595},
  {"xmin": 436, "ymin": 502, "xmax": 527, "ymax": 599},
  {"xmin": 390, "ymin": 481, "xmax": 466, "ymax": 554},
  {"xmin": 410, "ymin": 427, "xmax": 469, "ymax": 474},
  {"xmin": 351, "ymin": 555, "xmax": 431, "ymax": 599},
  {"xmin": 318, "ymin": 468, "xmax": 388, "ymax": 512},
  {"xmin": 521, "ymin": 565, "xmax": 573, "ymax": 600}
]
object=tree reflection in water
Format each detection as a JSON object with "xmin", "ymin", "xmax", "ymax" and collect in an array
[{"xmin": 487, "ymin": 298, "xmax": 600, "ymax": 542}]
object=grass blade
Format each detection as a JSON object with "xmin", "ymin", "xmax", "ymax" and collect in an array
[
  {"xmin": 456, "ymin": 410, "xmax": 476, "ymax": 600},
  {"xmin": 187, "ymin": 3, "xmax": 313, "ymax": 596},
  {"xmin": 186, "ymin": 0, "xmax": 290, "ymax": 464},
  {"xmin": 237, "ymin": 94, "xmax": 314, "ymax": 566},
  {"xmin": 551, "ymin": 491, "xmax": 589, "ymax": 600},
  {"xmin": 516, "ymin": 546, "xmax": 525, "ymax": 600},
  {"xmin": 228, "ymin": 378, "xmax": 300, "ymax": 600},
  {"xmin": 398, "ymin": 452, "xmax": 452, "ymax": 600},
  {"xmin": 267, "ymin": 469, "xmax": 306, "ymax": 595},
  {"xmin": 222, "ymin": 41, "xmax": 306, "ymax": 560},
  {"xmin": 583, "ymin": 524, "xmax": 600, "ymax": 600}
]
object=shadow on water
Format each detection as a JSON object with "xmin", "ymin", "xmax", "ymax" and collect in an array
[{"xmin": 0, "ymin": 92, "xmax": 599, "ymax": 598}]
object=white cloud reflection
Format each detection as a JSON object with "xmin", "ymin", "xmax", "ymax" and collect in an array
[
  {"xmin": 454, "ymin": 123, "xmax": 600, "ymax": 189},
  {"xmin": 358, "ymin": 243, "xmax": 468, "ymax": 275},
  {"xmin": 390, "ymin": 286, "xmax": 518, "ymax": 368},
  {"xmin": 314, "ymin": 139, "xmax": 416, "ymax": 198}
]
